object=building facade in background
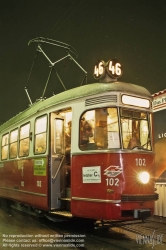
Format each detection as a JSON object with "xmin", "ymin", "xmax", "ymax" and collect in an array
[{"xmin": 153, "ymin": 89, "xmax": 166, "ymax": 217}]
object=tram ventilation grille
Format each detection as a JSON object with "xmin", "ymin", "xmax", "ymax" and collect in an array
[
  {"xmin": 121, "ymin": 193, "xmax": 159, "ymax": 202},
  {"xmin": 85, "ymin": 95, "xmax": 117, "ymax": 106}
]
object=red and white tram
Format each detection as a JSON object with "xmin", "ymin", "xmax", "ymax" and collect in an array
[{"xmin": 0, "ymin": 48, "xmax": 158, "ymax": 222}]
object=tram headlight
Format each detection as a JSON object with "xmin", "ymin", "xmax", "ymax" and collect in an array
[{"xmin": 138, "ymin": 171, "xmax": 150, "ymax": 184}]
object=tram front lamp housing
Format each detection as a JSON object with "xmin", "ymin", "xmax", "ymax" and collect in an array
[{"xmin": 138, "ymin": 171, "xmax": 150, "ymax": 184}]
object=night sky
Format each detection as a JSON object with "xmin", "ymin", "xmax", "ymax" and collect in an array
[{"xmin": 0, "ymin": 0, "xmax": 166, "ymax": 123}]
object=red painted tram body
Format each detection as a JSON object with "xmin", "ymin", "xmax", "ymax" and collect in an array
[{"xmin": 0, "ymin": 79, "xmax": 158, "ymax": 221}]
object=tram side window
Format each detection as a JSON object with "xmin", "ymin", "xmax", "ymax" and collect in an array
[
  {"xmin": 1, "ymin": 133, "xmax": 9, "ymax": 160},
  {"xmin": 9, "ymin": 129, "xmax": 18, "ymax": 158},
  {"xmin": 19, "ymin": 123, "xmax": 30, "ymax": 157},
  {"xmin": 120, "ymin": 109, "xmax": 151, "ymax": 150},
  {"xmin": 54, "ymin": 119, "xmax": 64, "ymax": 154},
  {"xmin": 79, "ymin": 108, "xmax": 120, "ymax": 150},
  {"xmin": 34, "ymin": 115, "xmax": 47, "ymax": 154}
]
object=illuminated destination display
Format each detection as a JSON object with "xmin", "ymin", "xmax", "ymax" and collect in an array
[
  {"xmin": 93, "ymin": 59, "xmax": 122, "ymax": 80},
  {"xmin": 93, "ymin": 60, "xmax": 105, "ymax": 79},
  {"xmin": 122, "ymin": 95, "xmax": 150, "ymax": 108},
  {"xmin": 106, "ymin": 59, "xmax": 122, "ymax": 78}
]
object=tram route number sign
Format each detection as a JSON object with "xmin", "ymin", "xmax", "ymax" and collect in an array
[
  {"xmin": 82, "ymin": 166, "xmax": 101, "ymax": 183},
  {"xmin": 93, "ymin": 59, "xmax": 123, "ymax": 80}
]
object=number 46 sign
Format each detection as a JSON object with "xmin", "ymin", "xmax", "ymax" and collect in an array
[{"xmin": 93, "ymin": 59, "xmax": 123, "ymax": 80}]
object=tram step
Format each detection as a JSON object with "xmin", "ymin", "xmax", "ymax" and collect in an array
[
  {"xmin": 50, "ymin": 210, "xmax": 72, "ymax": 218},
  {"xmin": 58, "ymin": 197, "xmax": 71, "ymax": 201}
]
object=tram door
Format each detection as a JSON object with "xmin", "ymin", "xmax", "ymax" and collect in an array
[{"xmin": 50, "ymin": 113, "xmax": 66, "ymax": 210}]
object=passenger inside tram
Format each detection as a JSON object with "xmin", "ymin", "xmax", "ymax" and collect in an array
[
  {"xmin": 128, "ymin": 135, "xmax": 140, "ymax": 149},
  {"xmin": 80, "ymin": 117, "xmax": 96, "ymax": 150},
  {"xmin": 80, "ymin": 118, "xmax": 93, "ymax": 144}
]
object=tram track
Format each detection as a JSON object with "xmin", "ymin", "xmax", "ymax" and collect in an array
[
  {"xmin": 41, "ymin": 218, "xmax": 134, "ymax": 250},
  {"xmin": 75, "ymin": 218, "xmax": 165, "ymax": 250},
  {"xmin": 41, "ymin": 215, "xmax": 166, "ymax": 249},
  {"xmin": 1, "ymin": 201, "xmax": 166, "ymax": 249},
  {"xmin": 22, "ymin": 211, "xmax": 166, "ymax": 249},
  {"xmin": 108, "ymin": 217, "xmax": 166, "ymax": 246}
]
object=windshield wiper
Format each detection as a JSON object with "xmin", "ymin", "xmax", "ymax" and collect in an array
[{"xmin": 137, "ymin": 139, "xmax": 151, "ymax": 150}]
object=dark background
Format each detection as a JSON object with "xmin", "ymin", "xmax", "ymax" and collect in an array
[
  {"xmin": 154, "ymin": 110, "xmax": 166, "ymax": 142},
  {"xmin": 0, "ymin": 0, "xmax": 166, "ymax": 123}
]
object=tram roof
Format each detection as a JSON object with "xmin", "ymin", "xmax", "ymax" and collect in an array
[{"xmin": 0, "ymin": 81, "xmax": 151, "ymax": 131}]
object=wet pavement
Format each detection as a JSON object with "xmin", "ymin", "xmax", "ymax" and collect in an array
[
  {"xmin": 0, "ymin": 200, "xmax": 166, "ymax": 250},
  {"xmin": 0, "ymin": 205, "xmax": 59, "ymax": 250}
]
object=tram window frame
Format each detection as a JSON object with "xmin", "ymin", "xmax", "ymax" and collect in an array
[
  {"xmin": 9, "ymin": 128, "xmax": 18, "ymax": 159},
  {"xmin": 120, "ymin": 109, "xmax": 147, "ymax": 120},
  {"xmin": 1, "ymin": 133, "xmax": 9, "ymax": 160},
  {"xmin": 34, "ymin": 114, "xmax": 47, "ymax": 154},
  {"xmin": 54, "ymin": 118, "xmax": 64, "ymax": 154},
  {"xmin": 79, "ymin": 107, "xmax": 120, "ymax": 151},
  {"xmin": 19, "ymin": 122, "xmax": 30, "ymax": 157},
  {"xmin": 120, "ymin": 108, "xmax": 151, "ymax": 150}
]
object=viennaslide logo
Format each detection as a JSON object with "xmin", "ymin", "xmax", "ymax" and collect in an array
[{"xmin": 136, "ymin": 230, "xmax": 164, "ymax": 249}]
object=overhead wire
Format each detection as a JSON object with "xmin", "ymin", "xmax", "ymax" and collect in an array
[
  {"xmin": 25, "ymin": 49, "xmax": 39, "ymax": 88},
  {"xmin": 45, "ymin": 0, "xmax": 85, "ymax": 93},
  {"xmin": 46, "ymin": 0, "xmax": 78, "ymax": 36},
  {"xmin": 46, "ymin": 0, "xmax": 84, "ymax": 36},
  {"xmin": 26, "ymin": 0, "xmax": 85, "ymax": 99}
]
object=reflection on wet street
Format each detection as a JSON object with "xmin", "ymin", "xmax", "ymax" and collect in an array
[{"xmin": 0, "ymin": 202, "xmax": 166, "ymax": 250}]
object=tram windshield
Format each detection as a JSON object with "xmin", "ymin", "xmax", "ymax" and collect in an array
[
  {"xmin": 79, "ymin": 108, "xmax": 152, "ymax": 151},
  {"xmin": 120, "ymin": 109, "xmax": 151, "ymax": 150}
]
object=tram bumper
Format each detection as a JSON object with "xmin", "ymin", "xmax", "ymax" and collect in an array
[{"xmin": 134, "ymin": 209, "xmax": 151, "ymax": 219}]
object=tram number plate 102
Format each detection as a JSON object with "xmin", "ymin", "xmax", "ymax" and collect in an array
[
  {"xmin": 135, "ymin": 158, "xmax": 146, "ymax": 166},
  {"xmin": 106, "ymin": 178, "xmax": 119, "ymax": 186}
]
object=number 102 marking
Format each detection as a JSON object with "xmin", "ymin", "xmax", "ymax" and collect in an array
[
  {"xmin": 106, "ymin": 178, "xmax": 119, "ymax": 186},
  {"xmin": 135, "ymin": 158, "xmax": 146, "ymax": 166}
]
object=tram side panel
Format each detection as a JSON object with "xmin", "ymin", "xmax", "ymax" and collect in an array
[
  {"xmin": 0, "ymin": 108, "xmax": 72, "ymax": 212},
  {"xmin": 0, "ymin": 157, "xmax": 49, "ymax": 210},
  {"xmin": 0, "ymin": 114, "xmax": 50, "ymax": 211},
  {"xmin": 72, "ymin": 152, "xmax": 155, "ymax": 220}
]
